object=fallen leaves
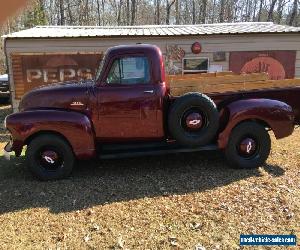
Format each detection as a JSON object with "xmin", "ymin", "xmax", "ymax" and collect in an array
[
  {"xmin": 189, "ymin": 222, "xmax": 202, "ymax": 231},
  {"xmin": 83, "ymin": 234, "xmax": 91, "ymax": 242},
  {"xmin": 169, "ymin": 235, "xmax": 178, "ymax": 247},
  {"xmin": 116, "ymin": 235, "xmax": 125, "ymax": 249}
]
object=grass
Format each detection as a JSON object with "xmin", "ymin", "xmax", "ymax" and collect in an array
[{"xmin": 0, "ymin": 104, "xmax": 299, "ymax": 249}]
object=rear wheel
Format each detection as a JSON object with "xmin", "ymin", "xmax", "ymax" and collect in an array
[
  {"xmin": 26, "ymin": 134, "xmax": 75, "ymax": 180},
  {"xmin": 225, "ymin": 122, "xmax": 271, "ymax": 169}
]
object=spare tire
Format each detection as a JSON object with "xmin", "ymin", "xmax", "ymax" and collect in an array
[{"xmin": 168, "ymin": 92, "xmax": 219, "ymax": 147}]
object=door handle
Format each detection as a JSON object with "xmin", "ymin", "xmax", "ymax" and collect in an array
[{"xmin": 144, "ymin": 90, "xmax": 154, "ymax": 94}]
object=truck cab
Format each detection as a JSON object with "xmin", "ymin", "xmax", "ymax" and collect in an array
[
  {"xmin": 4, "ymin": 44, "xmax": 296, "ymax": 180},
  {"xmin": 93, "ymin": 45, "xmax": 167, "ymax": 141}
]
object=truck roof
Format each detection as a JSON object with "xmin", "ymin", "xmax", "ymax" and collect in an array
[{"xmin": 107, "ymin": 44, "xmax": 161, "ymax": 56}]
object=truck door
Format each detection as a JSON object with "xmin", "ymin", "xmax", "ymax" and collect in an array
[{"xmin": 95, "ymin": 55, "xmax": 164, "ymax": 140}]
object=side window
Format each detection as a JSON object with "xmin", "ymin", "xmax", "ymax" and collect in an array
[{"xmin": 106, "ymin": 56, "xmax": 150, "ymax": 85}]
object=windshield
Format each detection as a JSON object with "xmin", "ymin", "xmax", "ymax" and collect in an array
[{"xmin": 95, "ymin": 53, "xmax": 106, "ymax": 81}]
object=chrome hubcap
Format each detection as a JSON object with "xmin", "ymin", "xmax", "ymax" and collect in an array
[
  {"xmin": 40, "ymin": 150, "xmax": 61, "ymax": 169},
  {"xmin": 185, "ymin": 112, "xmax": 203, "ymax": 130},
  {"xmin": 238, "ymin": 138, "xmax": 257, "ymax": 157}
]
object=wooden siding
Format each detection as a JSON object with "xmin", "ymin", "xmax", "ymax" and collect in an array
[{"xmin": 10, "ymin": 54, "xmax": 24, "ymax": 100}]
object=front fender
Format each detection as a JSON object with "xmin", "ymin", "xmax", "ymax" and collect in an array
[
  {"xmin": 6, "ymin": 109, "xmax": 96, "ymax": 159},
  {"xmin": 218, "ymin": 99, "xmax": 294, "ymax": 149}
]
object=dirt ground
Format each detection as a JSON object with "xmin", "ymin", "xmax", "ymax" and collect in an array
[{"xmin": 0, "ymin": 104, "xmax": 299, "ymax": 249}]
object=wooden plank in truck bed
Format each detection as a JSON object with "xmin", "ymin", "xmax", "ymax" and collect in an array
[
  {"xmin": 166, "ymin": 71, "xmax": 236, "ymax": 81},
  {"xmin": 168, "ymin": 73, "xmax": 269, "ymax": 87},
  {"xmin": 170, "ymin": 77, "xmax": 300, "ymax": 96}
]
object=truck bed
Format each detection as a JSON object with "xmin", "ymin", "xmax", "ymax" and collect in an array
[
  {"xmin": 167, "ymin": 72, "xmax": 300, "ymax": 124},
  {"xmin": 168, "ymin": 72, "xmax": 300, "ymax": 96}
]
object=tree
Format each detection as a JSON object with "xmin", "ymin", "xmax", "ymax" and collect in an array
[
  {"xmin": 131, "ymin": 0, "xmax": 136, "ymax": 25},
  {"xmin": 155, "ymin": 0, "xmax": 160, "ymax": 25},
  {"xmin": 200, "ymin": 0, "xmax": 207, "ymax": 23},
  {"xmin": 257, "ymin": 0, "xmax": 264, "ymax": 21},
  {"xmin": 175, "ymin": 0, "xmax": 180, "ymax": 24},
  {"xmin": 166, "ymin": 0, "xmax": 176, "ymax": 25},
  {"xmin": 58, "ymin": 0, "xmax": 65, "ymax": 25},
  {"xmin": 126, "ymin": 0, "xmax": 130, "ymax": 25},
  {"xmin": 267, "ymin": 0, "xmax": 277, "ymax": 21},
  {"xmin": 219, "ymin": 0, "xmax": 225, "ymax": 22},
  {"xmin": 96, "ymin": 0, "xmax": 101, "ymax": 25},
  {"xmin": 289, "ymin": 0, "xmax": 298, "ymax": 26},
  {"xmin": 23, "ymin": 0, "xmax": 47, "ymax": 28}
]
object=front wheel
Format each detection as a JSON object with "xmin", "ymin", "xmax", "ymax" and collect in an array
[
  {"xmin": 26, "ymin": 134, "xmax": 75, "ymax": 180},
  {"xmin": 225, "ymin": 122, "xmax": 271, "ymax": 169}
]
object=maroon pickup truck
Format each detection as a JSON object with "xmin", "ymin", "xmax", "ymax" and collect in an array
[{"xmin": 4, "ymin": 45, "xmax": 299, "ymax": 180}]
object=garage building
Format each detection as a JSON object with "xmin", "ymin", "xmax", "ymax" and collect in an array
[{"xmin": 3, "ymin": 22, "xmax": 300, "ymax": 111}]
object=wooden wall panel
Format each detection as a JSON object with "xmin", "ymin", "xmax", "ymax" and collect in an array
[
  {"xmin": 10, "ymin": 54, "xmax": 24, "ymax": 99},
  {"xmin": 229, "ymin": 51, "xmax": 296, "ymax": 80}
]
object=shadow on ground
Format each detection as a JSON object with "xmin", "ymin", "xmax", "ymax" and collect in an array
[{"xmin": 0, "ymin": 151, "xmax": 285, "ymax": 215}]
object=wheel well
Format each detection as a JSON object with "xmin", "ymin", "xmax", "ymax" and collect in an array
[
  {"xmin": 25, "ymin": 131, "xmax": 73, "ymax": 151},
  {"xmin": 235, "ymin": 118, "xmax": 271, "ymax": 130}
]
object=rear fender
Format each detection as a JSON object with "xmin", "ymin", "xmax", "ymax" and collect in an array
[
  {"xmin": 218, "ymin": 99, "xmax": 294, "ymax": 149},
  {"xmin": 6, "ymin": 109, "xmax": 96, "ymax": 159}
]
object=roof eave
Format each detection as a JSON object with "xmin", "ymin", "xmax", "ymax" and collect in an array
[{"xmin": 3, "ymin": 31, "xmax": 300, "ymax": 40}]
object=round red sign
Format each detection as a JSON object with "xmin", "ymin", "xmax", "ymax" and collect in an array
[{"xmin": 191, "ymin": 42, "xmax": 201, "ymax": 54}]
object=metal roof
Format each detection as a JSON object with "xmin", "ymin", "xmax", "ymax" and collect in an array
[{"xmin": 3, "ymin": 22, "xmax": 300, "ymax": 39}]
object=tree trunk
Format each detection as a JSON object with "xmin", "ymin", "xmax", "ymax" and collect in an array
[
  {"xmin": 166, "ymin": 0, "xmax": 175, "ymax": 25},
  {"xmin": 289, "ymin": 0, "xmax": 298, "ymax": 26},
  {"xmin": 184, "ymin": 0, "xmax": 188, "ymax": 24},
  {"xmin": 211, "ymin": 0, "xmax": 216, "ymax": 23},
  {"xmin": 102, "ymin": 0, "xmax": 105, "ymax": 25},
  {"xmin": 244, "ymin": 0, "xmax": 251, "ymax": 21},
  {"xmin": 201, "ymin": 0, "xmax": 207, "ymax": 23},
  {"xmin": 175, "ymin": 0, "xmax": 179, "ymax": 24},
  {"xmin": 117, "ymin": 0, "xmax": 123, "ymax": 25},
  {"xmin": 276, "ymin": 0, "xmax": 285, "ymax": 23},
  {"xmin": 59, "ymin": 0, "xmax": 65, "ymax": 25},
  {"xmin": 66, "ymin": 0, "xmax": 73, "ymax": 25},
  {"xmin": 126, "ymin": 0, "xmax": 130, "ymax": 25},
  {"xmin": 267, "ymin": 0, "xmax": 277, "ymax": 22},
  {"xmin": 84, "ymin": 0, "xmax": 89, "ymax": 25},
  {"xmin": 192, "ymin": 0, "xmax": 196, "ymax": 24},
  {"xmin": 219, "ymin": 0, "xmax": 225, "ymax": 22},
  {"xmin": 130, "ymin": 0, "xmax": 136, "ymax": 25},
  {"xmin": 257, "ymin": 0, "xmax": 264, "ymax": 21},
  {"xmin": 96, "ymin": 0, "xmax": 101, "ymax": 26},
  {"xmin": 252, "ymin": 0, "xmax": 258, "ymax": 21},
  {"xmin": 155, "ymin": 0, "xmax": 160, "ymax": 25}
]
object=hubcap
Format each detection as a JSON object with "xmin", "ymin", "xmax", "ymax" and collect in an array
[
  {"xmin": 41, "ymin": 150, "xmax": 58, "ymax": 165},
  {"xmin": 185, "ymin": 112, "xmax": 203, "ymax": 130},
  {"xmin": 38, "ymin": 148, "xmax": 63, "ymax": 170},
  {"xmin": 238, "ymin": 138, "xmax": 257, "ymax": 157}
]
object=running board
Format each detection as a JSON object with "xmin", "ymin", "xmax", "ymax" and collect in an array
[{"xmin": 99, "ymin": 142, "xmax": 218, "ymax": 160}]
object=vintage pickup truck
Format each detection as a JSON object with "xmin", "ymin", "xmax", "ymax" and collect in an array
[{"xmin": 4, "ymin": 44, "xmax": 299, "ymax": 180}]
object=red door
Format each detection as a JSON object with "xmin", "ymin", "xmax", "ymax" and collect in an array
[{"xmin": 95, "ymin": 55, "xmax": 164, "ymax": 141}]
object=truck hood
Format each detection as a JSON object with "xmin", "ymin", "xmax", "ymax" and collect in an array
[{"xmin": 19, "ymin": 81, "xmax": 93, "ymax": 112}]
